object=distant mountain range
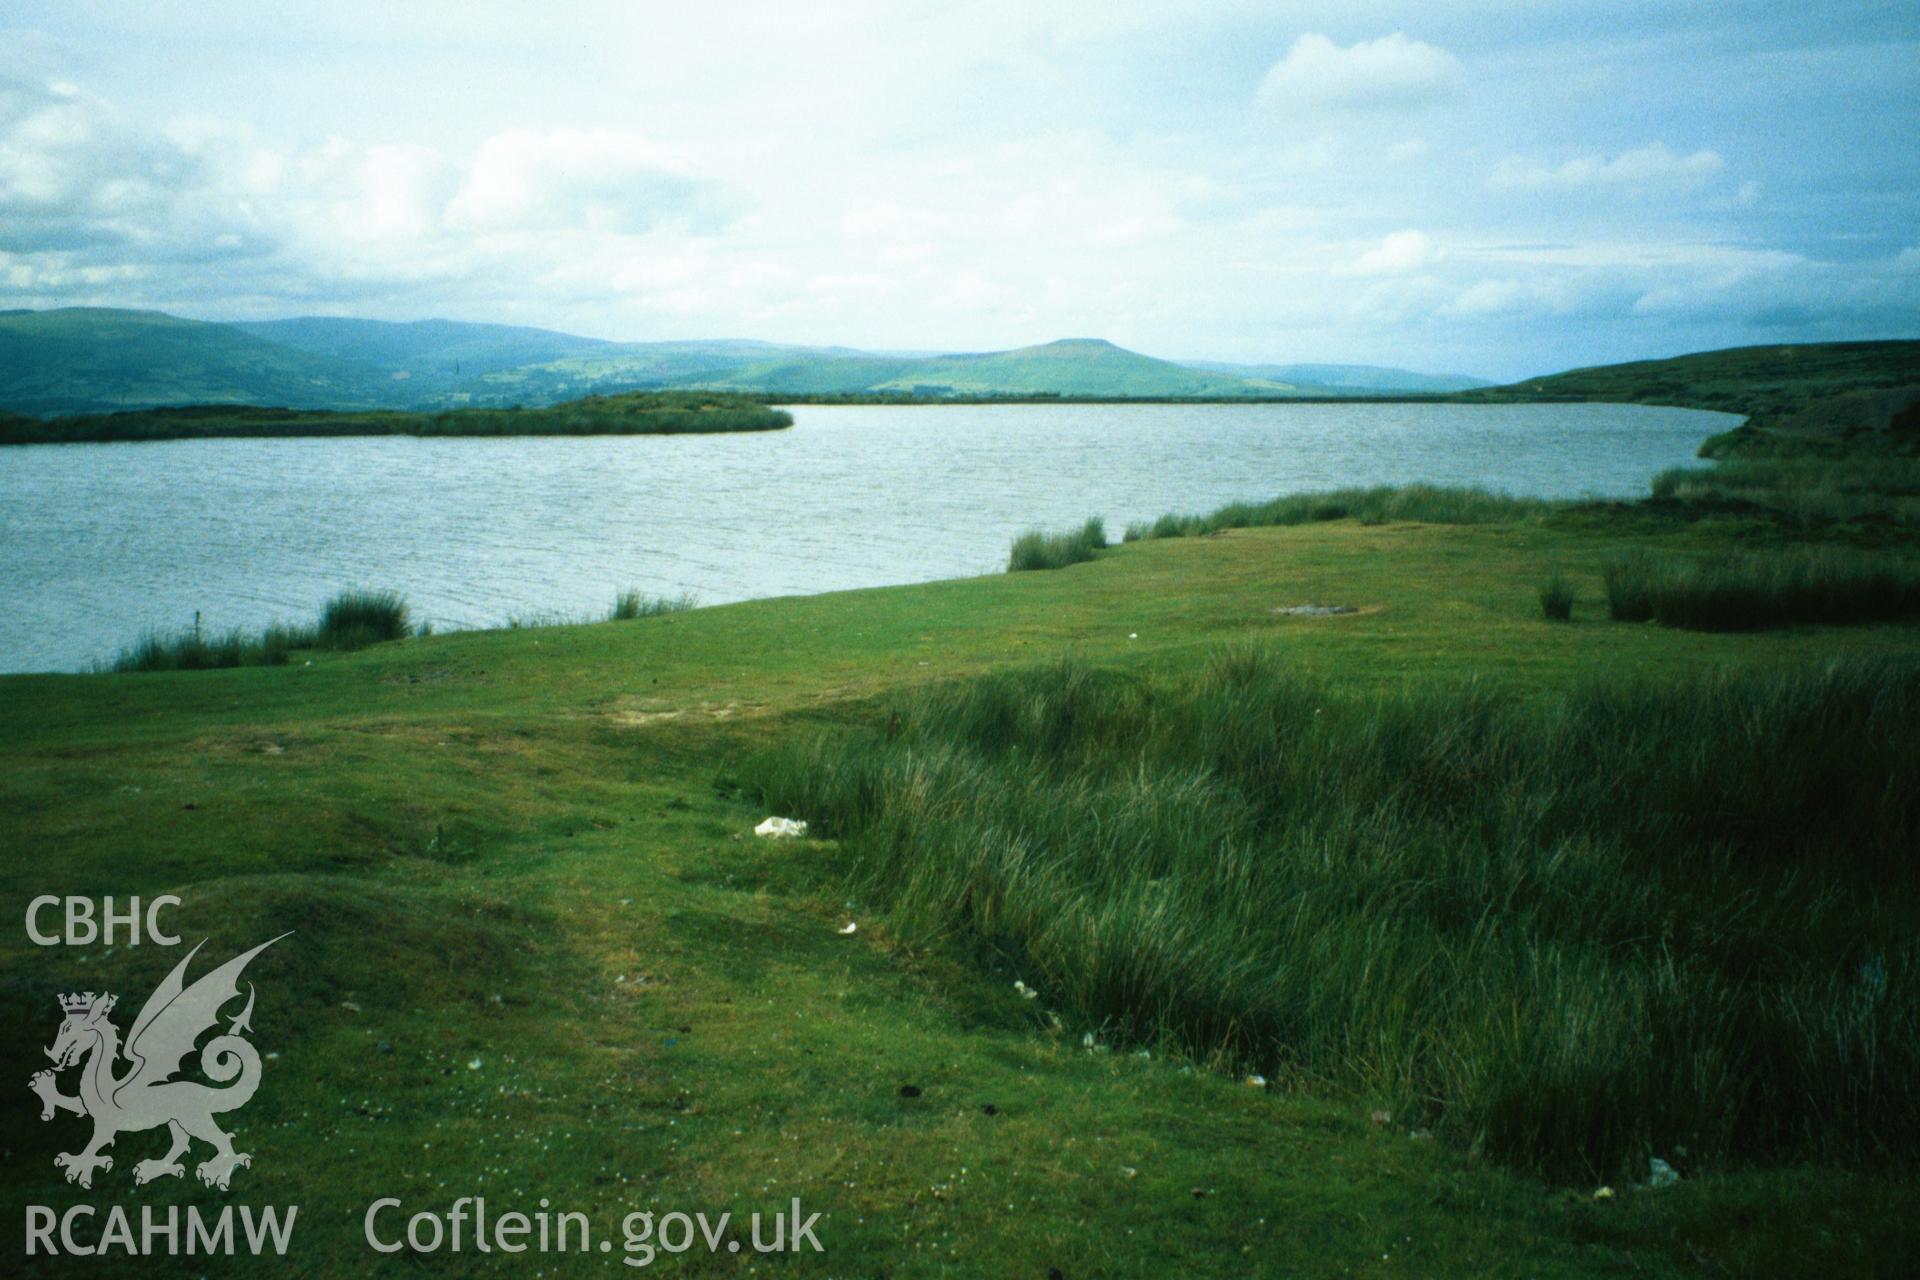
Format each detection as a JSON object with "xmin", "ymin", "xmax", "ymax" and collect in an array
[
  {"xmin": 1185, "ymin": 360, "xmax": 1493, "ymax": 395},
  {"xmin": 0, "ymin": 308, "xmax": 1491, "ymax": 416}
]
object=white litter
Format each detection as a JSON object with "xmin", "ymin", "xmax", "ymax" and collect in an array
[
  {"xmin": 1645, "ymin": 1157, "xmax": 1680, "ymax": 1189},
  {"xmin": 838, "ymin": 921, "xmax": 858, "ymax": 935},
  {"xmin": 1012, "ymin": 980, "xmax": 1040, "ymax": 1000},
  {"xmin": 754, "ymin": 816, "xmax": 808, "ymax": 839},
  {"xmin": 1245, "ymin": 1074, "xmax": 1268, "ymax": 1088}
]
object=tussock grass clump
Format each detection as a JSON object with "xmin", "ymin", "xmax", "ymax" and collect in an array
[
  {"xmin": 319, "ymin": 589, "xmax": 411, "ymax": 648},
  {"xmin": 1007, "ymin": 518, "xmax": 1107, "ymax": 572},
  {"xmin": 1538, "ymin": 574, "xmax": 1576, "ymax": 621},
  {"xmin": 110, "ymin": 589, "xmax": 412, "ymax": 672},
  {"xmin": 1604, "ymin": 548, "xmax": 1920, "ymax": 631},
  {"xmin": 1604, "ymin": 552, "xmax": 1659, "ymax": 621},
  {"xmin": 1124, "ymin": 485, "xmax": 1555, "ymax": 542},
  {"xmin": 611, "ymin": 590, "xmax": 697, "ymax": 621},
  {"xmin": 747, "ymin": 652, "xmax": 1920, "ymax": 1181}
]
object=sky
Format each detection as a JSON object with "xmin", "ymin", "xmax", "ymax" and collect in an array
[{"xmin": 1, "ymin": 1, "xmax": 1916, "ymax": 380}]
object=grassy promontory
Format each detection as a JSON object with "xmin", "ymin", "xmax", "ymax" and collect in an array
[
  {"xmin": 1467, "ymin": 339, "xmax": 1920, "ymax": 423},
  {"xmin": 0, "ymin": 389, "xmax": 791, "ymax": 445}
]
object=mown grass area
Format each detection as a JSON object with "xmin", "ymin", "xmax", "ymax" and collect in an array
[
  {"xmin": 111, "ymin": 589, "xmax": 414, "ymax": 671},
  {"xmin": 0, "ymin": 390, "xmax": 791, "ymax": 445},
  {"xmin": 1604, "ymin": 547, "xmax": 1920, "ymax": 630},
  {"xmin": 5, "ymin": 508, "xmax": 1919, "ymax": 1276}
]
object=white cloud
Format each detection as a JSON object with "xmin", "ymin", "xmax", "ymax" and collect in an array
[
  {"xmin": 0, "ymin": 74, "xmax": 204, "ymax": 248},
  {"xmin": 1351, "ymin": 229, "xmax": 1435, "ymax": 275},
  {"xmin": 1444, "ymin": 277, "xmax": 1582, "ymax": 317},
  {"xmin": 1491, "ymin": 143, "xmax": 1727, "ymax": 193},
  {"xmin": 446, "ymin": 129, "xmax": 732, "ymax": 234},
  {"xmin": 1256, "ymin": 33, "xmax": 1461, "ymax": 111},
  {"xmin": 1624, "ymin": 246, "xmax": 1920, "ymax": 329}
]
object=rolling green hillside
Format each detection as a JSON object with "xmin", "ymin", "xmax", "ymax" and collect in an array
[
  {"xmin": 1483, "ymin": 340, "xmax": 1920, "ymax": 422},
  {"xmin": 4, "ymin": 310, "xmax": 1322, "ymax": 410},
  {"xmin": 234, "ymin": 317, "xmax": 615, "ymax": 388},
  {"xmin": 0, "ymin": 308, "xmax": 390, "ymax": 415},
  {"xmin": 484, "ymin": 342, "xmax": 916, "ymax": 400},
  {"xmin": 3, "ymin": 309, "xmax": 1438, "ymax": 410},
  {"xmin": 462, "ymin": 337, "xmax": 1294, "ymax": 399},
  {"xmin": 25, "ymin": 308, "xmax": 1909, "ymax": 420},
  {"xmin": 861, "ymin": 337, "xmax": 1288, "ymax": 397}
]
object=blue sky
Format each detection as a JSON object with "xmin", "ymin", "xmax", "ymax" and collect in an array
[{"xmin": 2, "ymin": 1, "xmax": 1915, "ymax": 378}]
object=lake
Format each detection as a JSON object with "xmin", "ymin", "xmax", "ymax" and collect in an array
[{"xmin": 0, "ymin": 401, "xmax": 1734, "ymax": 673}]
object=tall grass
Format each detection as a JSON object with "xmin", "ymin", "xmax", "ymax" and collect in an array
[
  {"xmin": 611, "ymin": 589, "xmax": 697, "ymax": 620},
  {"xmin": 1007, "ymin": 518, "xmax": 1107, "ymax": 572},
  {"xmin": 111, "ymin": 621, "xmax": 314, "ymax": 672},
  {"xmin": 319, "ymin": 589, "xmax": 410, "ymax": 649},
  {"xmin": 1538, "ymin": 574, "xmax": 1575, "ymax": 621},
  {"xmin": 746, "ymin": 653, "xmax": 1920, "ymax": 1181},
  {"xmin": 1120, "ymin": 484, "xmax": 1556, "ymax": 542},
  {"xmin": 111, "ymin": 590, "xmax": 412, "ymax": 672},
  {"xmin": 1651, "ymin": 457, "xmax": 1920, "ymax": 527},
  {"xmin": 1603, "ymin": 552, "xmax": 1658, "ymax": 622},
  {"xmin": 1604, "ymin": 548, "xmax": 1920, "ymax": 630}
]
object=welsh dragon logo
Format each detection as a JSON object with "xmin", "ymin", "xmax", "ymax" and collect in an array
[{"xmin": 29, "ymin": 935, "xmax": 287, "ymax": 1191}]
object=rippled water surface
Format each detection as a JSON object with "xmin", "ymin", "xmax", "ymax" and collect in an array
[{"xmin": 0, "ymin": 401, "xmax": 1734, "ymax": 672}]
